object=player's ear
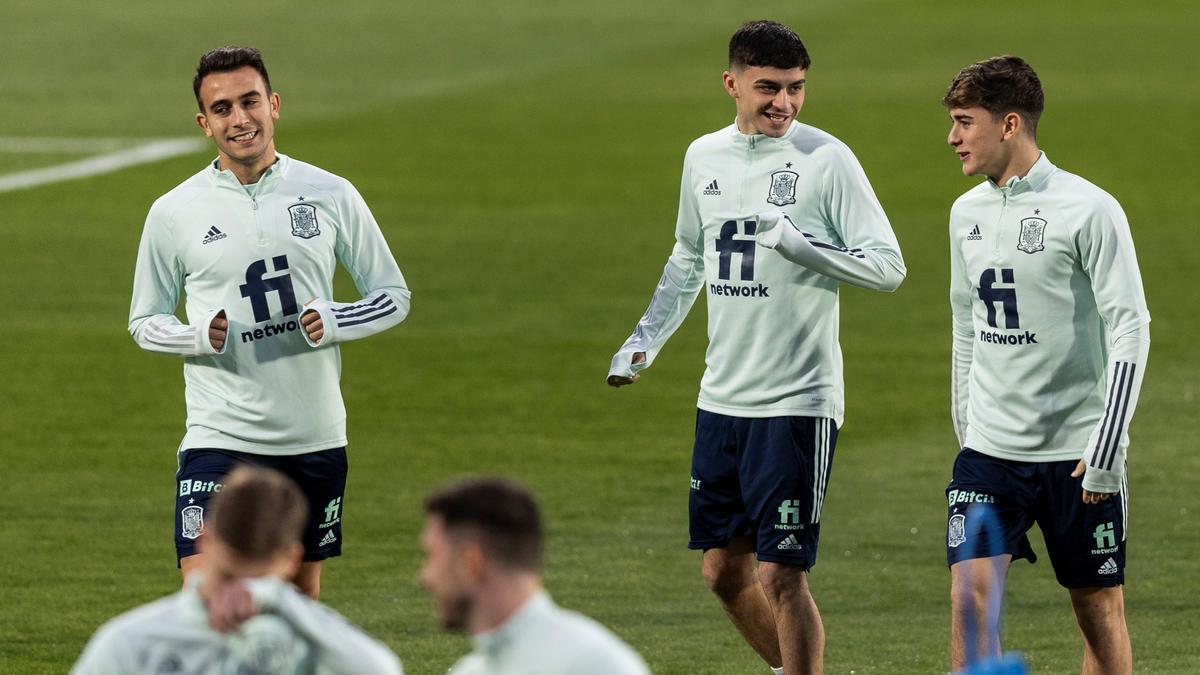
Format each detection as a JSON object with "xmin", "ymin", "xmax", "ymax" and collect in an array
[
  {"xmin": 1001, "ymin": 111, "xmax": 1022, "ymax": 140},
  {"xmin": 196, "ymin": 112, "xmax": 213, "ymax": 137},
  {"xmin": 722, "ymin": 70, "xmax": 738, "ymax": 98},
  {"xmin": 269, "ymin": 91, "xmax": 281, "ymax": 120}
]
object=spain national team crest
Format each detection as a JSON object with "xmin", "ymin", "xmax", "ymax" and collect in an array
[
  {"xmin": 1017, "ymin": 217, "xmax": 1047, "ymax": 254},
  {"xmin": 288, "ymin": 203, "xmax": 320, "ymax": 239},
  {"xmin": 181, "ymin": 505, "xmax": 204, "ymax": 540},
  {"xmin": 766, "ymin": 170, "xmax": 798, "ymax": 206},
  {"xmin": 948, "ymin": 513, "xmax": 967, "ymax": 548}
]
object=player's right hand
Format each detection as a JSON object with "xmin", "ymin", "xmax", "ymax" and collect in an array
[
  {"xmin": 607, "ymin": 352, "xmax": 646, "ymax": 387},
  {"xmin": 205, "ymin": 580, "xmax": 260, "ymax": 633},
  {"xmin": 209, "ymin": 310, "xmax": 228, "ymax": 351}
]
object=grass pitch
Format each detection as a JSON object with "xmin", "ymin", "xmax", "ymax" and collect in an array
[{"xmin": 2, "ymin": 1, "xmax": 1197, "ymax": 672}]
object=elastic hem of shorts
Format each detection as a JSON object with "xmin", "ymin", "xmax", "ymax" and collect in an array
[
  {"xmin": 688, "ymin": 539, "xmax": 733, "ymax": 551},
  {"xmin": 303, "ymin": 550, "xmax": 342, "ymax": 562},
  {"xmin": 1058, "ymin": 577, "xmax": 1124, "ymax": 589},
  {"xmin": 754, "ymin": 553, "xmax": 814, "ymax": 570},
  {"xmin": 947, "ymin": 550, "xmax": 1037, "ymax": 568}
]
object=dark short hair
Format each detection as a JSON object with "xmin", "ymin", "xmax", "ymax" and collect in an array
[
  {"xmin": 942, "ymin": 55, "xmax": 1044, "ymax": 135},
  {"xmin": 193, "ymin": 46, "xmax": 272, "ymax": 111},
  {"xmin": 208, "ymin": 466, "xmax": 307, "ymax": 561},
  {"xmin": 424, "ymin": 477, "xmax": 543, "ymax": 572},
  {"xmin": 729, "ymin": 20, "xmax": 810, "ymax": 71}
]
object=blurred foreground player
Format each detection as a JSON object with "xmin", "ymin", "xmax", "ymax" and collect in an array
[
  {"xmin": 128, "ymin": 46, "xmax": 410, "ymax": 598},
  {"xmin": 420, "ymin": 477, "xmax": 649, "ymax": 675},
  {"xmin": 72, "ymin": 466, "xmax": 402, "ymax": 674},
  {"xmin": 942, "ymin": 55, "xmax": 1149, "ymax": 673},
  {"xmin": 607, "ymin": 20, "xmax": 905, "ymax": 674}
]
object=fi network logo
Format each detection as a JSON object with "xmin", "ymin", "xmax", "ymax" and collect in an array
[
  {"xmin": 239, "ymin": 255, "xmax": 298, "ymax": 322},
  {"xmin": 778, "ymin": 499, "xmax": 802, "ymax": 525},
  {"xmin": 324, "ymin": 497, "xmax": 342, "ymax": 524},
  {"xmin": 1091, "ymin": 522, "xmax": 1117, "ymax": 554}
]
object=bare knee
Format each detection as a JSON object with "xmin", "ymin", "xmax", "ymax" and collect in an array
[
  {"xmin": 702, "ymin": 551, "xmax": 756, "ymax": 604},
  {"xmin": 1070, "ymin": 586, "xmax": 1126, "ymax": 630},
  {"xmin": 757, "ymin": 561, "xmax": 809, "ymax": 605}
]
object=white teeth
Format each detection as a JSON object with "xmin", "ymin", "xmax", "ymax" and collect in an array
[{"xmin": 233, "ymin": 131, "xmax": 257, "ymax": 142}]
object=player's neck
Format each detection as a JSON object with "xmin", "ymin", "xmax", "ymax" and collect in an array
[
  {"xmin": 468, "ymin": 576, "xmax": 542, "ymax": 635},
  {"xmin": 989, "ymin": 141, "xmax": 1041, "ymax": 187},
  {"xmin": 220, "ymin": 146, "xmax": 279, "ymax": 186}
]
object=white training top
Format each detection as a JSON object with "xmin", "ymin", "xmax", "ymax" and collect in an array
[
  {"xmin": 70, "ymin": 576, "xmax": 403, "ymax": 675},
  {"xmin": 949, "ymin": 153, "xmax": 1150, "ymax": 493},
  {"xmin": 449, "ymin": 591, "xmax": 649, "ymax": 675},
  {"xmin": 609, "ymin": 120, "xmax": 905, "ymax": 425},
  {"xmin": 129, "ymin": 154, "xmax": 410, "ymax": 455}
]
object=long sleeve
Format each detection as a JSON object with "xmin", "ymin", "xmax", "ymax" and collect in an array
[
  {"xmin": 755, "ymin": 143, "xmax": 905, "ymax": 291},
  {"xmin": 302, "ymin": 185, "xmax": 411, "ymax": 347},
  {"xmin": 1078, "ymin": 198, "xmax": 1151, "ymax": 493},
  {"xmin": 608, "ymin": 159, "xmax": 706, "ymax": 379},
  {"xmin": 128, "ymin": 202, "xmax": 225, "ymax": 357},
  {"xmin": 248, "ymin": 578, "xmax": 403, "ymax": 675},
  {"xmin": 948, "ymin": 210, "xmax": 975, "ymax": 449}
]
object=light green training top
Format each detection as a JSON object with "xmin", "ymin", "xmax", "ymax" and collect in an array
[
  {"xmin": 949, "ymin": 153, "xmax": 1150, "ymax": 493},
  {"xmin": 70, "ymin": 576, "xmax": 402, "ymax": 675},
  {"xmin": 449, "ymin": 591, "xmax": 649, "ymax": 675},
  {"xmin": 609, "ymin": 121, "xmax": 906, "ymax": 425},
  {"xmin": 128, "ymin": 154, "xmax": 410, "ymax": 455}
]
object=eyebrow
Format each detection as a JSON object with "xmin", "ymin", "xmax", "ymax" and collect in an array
[
  {"xmin": 207, "ymin": 89, "xmax": 263, "ymax": 110},
  {"xmin": 755, "ymin": 78, "xmax": 807, "ymax": 87}
]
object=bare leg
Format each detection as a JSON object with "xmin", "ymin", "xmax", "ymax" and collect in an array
[
  {"xmin": 1070, "ymin": 586, "xmax": 1131, "ymax": 675},
  {"xmin": 180, "ymin": 553, "xmax": 204, "ymax": 585},
  {"xmin": 758, "ymin": 561, "xmax": 824, "ymax": 674},
  {"xmin": 293, "ymin": 560, "xmax": 324, "ymax": 600},
  {"xmin": 949, "ymin": 556, "xmax": 1011, "ymax": 671},
  {"xmin": 702, "ymin": 537, "xmax": 782, "ymax": 669}
]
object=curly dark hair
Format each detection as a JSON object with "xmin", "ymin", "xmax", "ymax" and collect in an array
[
  {"xmin": 942, "ymin": 55, "xmax": 1044, "ymax": 135},
  {"xmin": 729, "ymin": 20, "xmax": 810, "ymax": 71}
]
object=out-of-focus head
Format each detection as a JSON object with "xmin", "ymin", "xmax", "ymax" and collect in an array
[{"xmin": 202, "ymin": 466, "xmax": 307, "ymax": 580}]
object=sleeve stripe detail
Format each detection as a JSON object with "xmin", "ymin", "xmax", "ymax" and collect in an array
[
  {"xmin": 1093, "ymin": 361, "xmax": 1136, "ymax": 471},
  {"xmin": 337, "ymin": 304, "xmax": 398, "ymax": 328},
  {"xmin": 332, "ymin": 293, "xmax": 389, "ymax": 316},
  {"xmin": 144, "ymin": 324, "xmax": 193, "ymax": 346},
  {"xmin": 803, "ymin": 233, "xmax": 867, "ymax": 259},
  {"xmin": 333, "ymin": 297, "xmax": 394, "ymax": 320}
]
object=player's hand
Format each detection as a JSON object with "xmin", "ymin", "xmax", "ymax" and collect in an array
[
  {"xmin": 205, "ymin": 580, "xmax": 259, "ymax": 633},
  {"xmin": 1071, "ymin": 460, "xmax": 1114, "ymax": 504},
  {"xmin": 607, "ymin": 352, "xmax": 646, "ymax": 387},
  {"xmin": 209, "ymin": 310, "xmax": 228, "ymax": 351},
  {"xmin": 301, "ymin": 308, "xmax": 324, "ymax": 342}
]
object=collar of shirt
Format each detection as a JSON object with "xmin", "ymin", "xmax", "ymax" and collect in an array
[
  {"xmin": 207, "ymin": 153, "xmax": 291, "ymax": 193},
  {"xmin": 726, "ymin": 119, "xmax": 800, "ymax": 148},
  {"xmin": 988, "ymin": 151, "xmax": 1055, "ymax": 196},
  {"xmin": 471, "ymin": 590, "xmax": 554, "ymax": 659}
]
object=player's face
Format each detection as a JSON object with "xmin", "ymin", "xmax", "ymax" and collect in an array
[
  {"xmin": 723, "ymin": 65, "xmax": 806, "ymax": 137},
  {"xmin": 195, "ymin": 66, "xmax": 280, "ymax": 176},
  {"xmin": 419, "ymin": 516, "xmax": 474, "ymax": 631},
  {"xmin": 947, "ymin": 106, "xmax": 1015, "ymax": 181}
]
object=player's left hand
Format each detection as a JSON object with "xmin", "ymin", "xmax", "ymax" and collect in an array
[
  {"xmin": 205, "ymin": 580, "xmax": 259, "ymax": 633},
  {"xmin": 1071, "ymin": 460, "xmax": 1114, "ymax": 504},
  {"xmin": 301, "ymin": 308, "xmax": 324, "ymax": 342}
]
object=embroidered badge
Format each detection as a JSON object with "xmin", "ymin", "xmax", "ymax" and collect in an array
[
  {"xmin": 181, "ymin": 505, "xmax": 204, "ymax": 540},
  {"xmin": 1017, "ymin": 217, "xmax": 1046, "ymax": 254},
  {"xmin": 766, "ymin": 170, "xmax": 798, "ymax": 206},
  {"xmin": 948, "ymin": 513, "xmax": 967, "ymax": 548},
  {"xmin": 288, "ymin": 203, "xmax": 320, "ymax": 239}
]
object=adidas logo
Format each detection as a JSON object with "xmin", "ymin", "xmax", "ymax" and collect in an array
[
  {"xmin": 703, "ymin": 179, "xmax": 721, "ymax": 196},
  {"xmin": 201, "ymin": 226, "xmax": 228, "ymax": 245},
  {"xmin": 1098, "ymin": 557, "xmax": 1118, "ymax": 575},
  {"xmin": 966, "ymin": 225, "xmax": 982, "ymax": 241},
  {"xmin": 319, "ymin": 530, "xmax": 338, "ymax": 547},
  {"xmin": 776, "ymin": 534, "xmax": 802, "ymax": 551}
]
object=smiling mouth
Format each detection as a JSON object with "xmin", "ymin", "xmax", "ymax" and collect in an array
[
  {"xmin": 957, "ymin": 151, "xmax": 970, "ymax": 161},
  {"xmin": 763, "ymin": 111, "xmax": 790, "ymax": 123},
  {"xmin": 230, "ymin": 130, "xmax": 259, "ymax": 143}
]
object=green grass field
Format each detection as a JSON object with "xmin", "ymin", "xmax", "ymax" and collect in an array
[{"xmin": 2, "ymin": 1, "xmax": 1197, "ymax": 672}]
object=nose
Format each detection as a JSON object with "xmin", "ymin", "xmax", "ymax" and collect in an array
[
  {"xmin": 231, "ymin": 104, "xmax": 251, "ymax": 126},
  {"xmin": 773, "ymin": 90, "xmax": 792, "ymax": 112},
  {"xmin": 947, "ymin": 126, "xmax": 960, "ymax": 146}
]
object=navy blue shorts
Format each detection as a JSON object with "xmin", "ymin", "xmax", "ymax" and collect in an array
[
  {"xmin": 688, "ymin": 410, "xmax": 838, "ymax": 568},
  {"xmin": 174, "ymin": 447, "xmax": 348, "ymax": 564},
  {"xmin": 945, "ymin": 448, "xmax": 1126, "ymax": 588}
]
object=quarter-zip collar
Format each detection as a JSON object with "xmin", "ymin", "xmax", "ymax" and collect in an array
[
  {"xmin": 207, "ymin": 153, "xmax": 290, "ymax": 193},
  {"xmin": 728, "ymin": 119, "xmax": 801, "ymax": 149},
  {"xmin": 987, "ymin": 151, "xmax": 1054, "ymax": 197}
]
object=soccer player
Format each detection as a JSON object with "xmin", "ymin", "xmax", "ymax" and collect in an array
[
  {"xmin": 128, "ymin": 46, "xmax": 410, "ymax": 599},
  {"xmin": 71, "ymin": 466, "xmax": 403, "ymax": 674},
  {"xmin": 419, "ymin": 477, "xmax": 650, "ymax": 675},
  {"xmin": 606, "ymin": 20, "xmax": 905, "ymax": 674},
  {"xmin": 941, "ymin": 55, "xmax": 1150, "ymax": 673}
]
